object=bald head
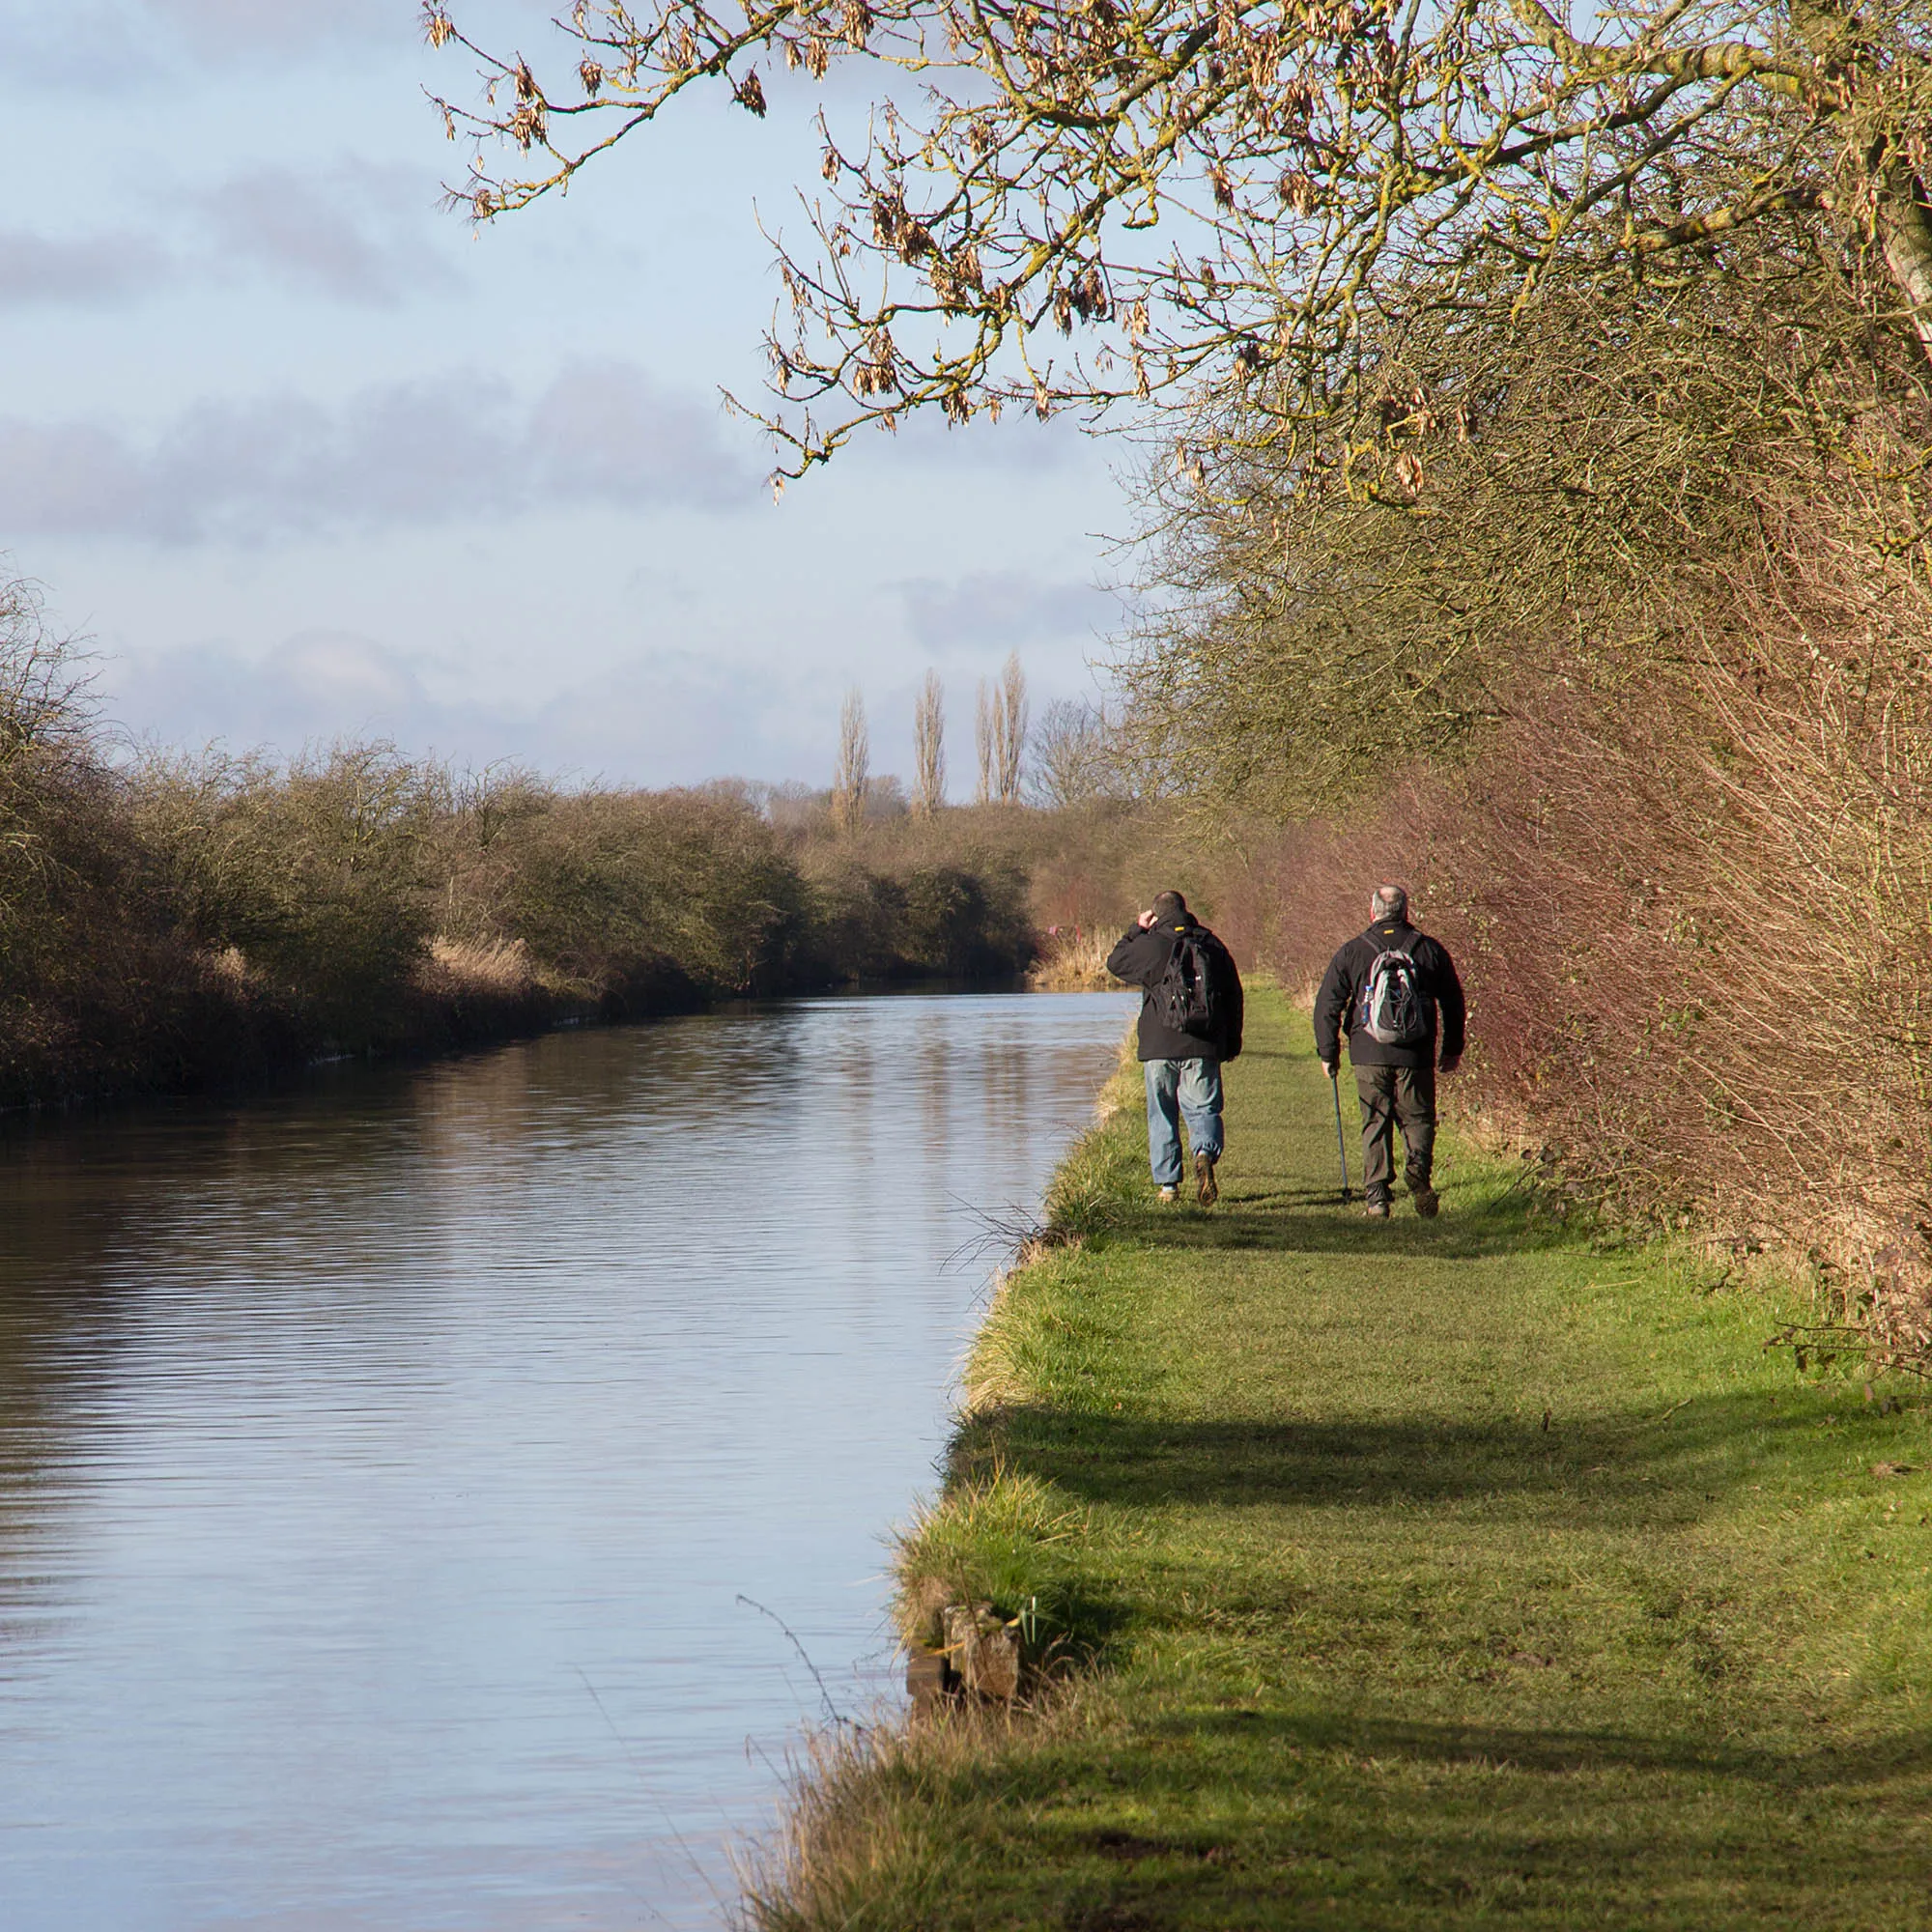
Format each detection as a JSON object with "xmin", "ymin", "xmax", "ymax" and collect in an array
[{"xmin": 1370, "ymin": 883, "xmax": 1409, "ymax": 923}]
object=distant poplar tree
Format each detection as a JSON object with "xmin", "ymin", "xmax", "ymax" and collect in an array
[
  {"xmin": 992, "ymin": 653, "xmax": 1028, "ymax": 803},
  {"xmin": 832, "ymin": 687, "xmax": 869, "ymax": 834},
  {"xmin": 974, "ymin": 679, "xmax": 994, "ymax": 806},
  {"xmin": 912, "ymin": 671, "xmax": 945, "ymax": 818}
]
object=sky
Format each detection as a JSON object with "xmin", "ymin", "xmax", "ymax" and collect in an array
[{"xmin": 0, "ymin": 0, "xmax": 1133, "ymax": 791}]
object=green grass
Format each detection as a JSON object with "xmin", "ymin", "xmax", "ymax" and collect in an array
[{"xmin": 747, "ymin": 988, "xmax": 1932, "ymax": 1931}]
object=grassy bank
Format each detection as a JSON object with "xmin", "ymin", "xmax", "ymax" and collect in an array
[{"xmin": 747, "ymin": 989, "xmax": 1932, "ymax": 1929}]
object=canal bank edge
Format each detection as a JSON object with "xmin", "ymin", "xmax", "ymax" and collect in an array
[
  {"xmin": 736, "ymin": 985, "xmax": 1932, "ymax": 1931},
  {"xmin": 0, "ymin": 966, "xmax": 1048, "ymax": 1121}
]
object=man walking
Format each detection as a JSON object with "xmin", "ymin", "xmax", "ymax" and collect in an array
[
  {"xmin": 1314, "ymin": 884, "xmax": 1466, "ymax": 1219},
  {"xmin": 1107, "ymin": 892, "xmax": 1243, "ymax": 1205}
]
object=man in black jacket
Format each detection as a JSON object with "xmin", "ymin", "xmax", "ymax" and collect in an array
[
  {"xmin": 1314, "ymin": 884, "xmax": 1465, "ymax": 1220},
  {"xmin": 1106, "ymin": 891, "xmax": 1244, "ymax": 1206}
]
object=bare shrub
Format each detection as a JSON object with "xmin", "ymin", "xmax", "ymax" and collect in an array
[
  {"xmin": 0, "ymin": 592, "xmax": 298, "ymax": 1100},
  {"xmin": 800, "ymin": 849, "xmax": 1035, "ymax": 982},
  {"xmin": 1028, "ymin": 697, "xmax": 1120, "ymax": 810},
  {"xmin": 0, "ymin": 579, "xmax": 95, "ymax": 773},
  {"xmin": 1110, "ymin": 223, "xmax": 1932, "ymax": 1370},
  {"xmin": 797, "ymin": 790, "xmax": 1246, "ymax": 983},
  {"xmin": 1225, "ymin": 526, "xmax": 1932, "ymax": 1370},
  {"xmin": 485, "ymin": 784, "xmax": 807, "ymax": 1000},
  {"xmin": 130, "ymin": 742, "xmax": 439, "ymax": 1048}
]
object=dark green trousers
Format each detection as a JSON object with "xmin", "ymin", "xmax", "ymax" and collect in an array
[{"xmin": 1353, "ymin": 1064, "xmax": 1436, "ymax": 1204}]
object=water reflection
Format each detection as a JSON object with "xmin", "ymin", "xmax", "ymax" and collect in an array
[{"xmin": 0, "ymin": 990, "xmax": 1132, "ymax": 1931}]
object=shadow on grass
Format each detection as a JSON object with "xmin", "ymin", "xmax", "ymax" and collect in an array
[
  {"xmin": 1100, "ymin": 1180, "xmax": 1572, "ymax": 1264},
  {"xmin": 1175, "ymin": 1707, "xmax": 1932, "ymax": 1784},
  {"xmin": 957, "ymin": 1393, "xmax": 1819, "ymax": 1526},
  {"xmin": 895, "ymin": 1700, "xmax": 1932, "ymax": 1931}
]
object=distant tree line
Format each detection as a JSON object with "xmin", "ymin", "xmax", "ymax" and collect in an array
[
  {"xmin": 829, "ymin": 653, "xmax": 1137, "ymax": 829},
  {"xmin": 0, "ymin": 588, "xmax": 1165, "ymax": 1109}
]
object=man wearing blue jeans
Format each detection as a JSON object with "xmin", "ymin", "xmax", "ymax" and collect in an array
[{"xmin": 1106, "ymin": 892, "xmax": 1244, "ymax": 1205}]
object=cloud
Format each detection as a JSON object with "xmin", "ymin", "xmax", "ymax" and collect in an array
[
  {"xmin": 195, "ymin": 163, "xmax": 459, "ymax": 306},
  {"xmin": 0, "ymin": 0, "xmax": 404, "ymax": 71},
  {"xmin": 897, "ymin": 570, "xmax": 1110, "ymax": 653},
  {"xmin": 518, "ymin": 649, "xmax": 841, "ymax": 783},
  {"xmin": 0, "ymin": 229, "xmax": 172, "ymax": 308},
  {"xmin": 0, "ymin": 361, "xmax": 758, "ymax": 543},
  {"xmin": 100, "ymin": 629, "xmax": 836, "ymax": 785},
  {"xmin": 0, "ymin": 165, "xmax": 456, "ymax": 312},
  {"xmin": 107, "ymin": 631, "xmax": 450, "ymax": 755},
  {"xmin": 138, "ymin": 0, "xmax": 397, "ymax": 46}
]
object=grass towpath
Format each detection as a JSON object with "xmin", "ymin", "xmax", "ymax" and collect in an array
[{"xmin": 760, "ymin": 987, "xmax": 1932, "ymax": 1931}]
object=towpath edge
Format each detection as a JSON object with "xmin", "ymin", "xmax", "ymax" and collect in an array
[{"xmin": 743, "ymin": 985, "xmax": 1932, "ymax": 1931}]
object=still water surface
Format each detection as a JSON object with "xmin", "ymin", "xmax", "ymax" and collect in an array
[{"xmin": 0, "ymin": 989, "xmax": 1133, "ymax": 1930}]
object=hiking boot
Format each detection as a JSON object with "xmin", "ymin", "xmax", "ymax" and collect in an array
[
  {"xmin": 1156, "ymin": 1185, "xmax": 1179, "ymax": 1204},
  {"xmin": 1412, "ymin": 1186, "xmax": 1440, "ymax": 1219},
  {"xmin": 1363, "ymin": 1199, "xmax": 1391, "ymax": 1219},
  {"xmin": 1194, "ymin": 1150, "xmax": 1219, "ymax": 1208}
]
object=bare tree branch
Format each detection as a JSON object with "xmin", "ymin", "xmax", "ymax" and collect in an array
[{"xmin": 424, "ymin": 0, "xmax": 1932, "ymax": 478}]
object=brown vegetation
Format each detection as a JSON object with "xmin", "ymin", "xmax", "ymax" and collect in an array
[
  {"xmin": 1231, "ymin": 587, "xmax": 1932, "ymax": 1374},
  {"xmin": 1131, "ymin": 242, "xmax": 1932, "ymax": 1373},
  {"xmin": 0, "ymin": 603, "xmax": 1170, "ymax": 1109},
  {"xmin": 1026, "ymin": 926, "xmax": 1116, "ymax": 992}
]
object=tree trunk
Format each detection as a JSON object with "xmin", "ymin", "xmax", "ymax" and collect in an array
[{"xmin": 1877, "ymin": 169, "xmax": 1932, "ymax": 370}]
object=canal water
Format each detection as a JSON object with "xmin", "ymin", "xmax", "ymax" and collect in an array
[{"xmin": 0, "ymin": 988, "xmax": 1134, "ymax": 1931}]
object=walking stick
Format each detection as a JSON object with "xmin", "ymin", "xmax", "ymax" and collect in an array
[{"xmin": 1328, "ymin": 1064, "xmax": 1351, "ymax": 1203}]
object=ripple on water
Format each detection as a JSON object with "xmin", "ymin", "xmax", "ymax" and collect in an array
[{"xmin": 0, "ymin": 988, "xmax": 1134, "ymax": 1932}]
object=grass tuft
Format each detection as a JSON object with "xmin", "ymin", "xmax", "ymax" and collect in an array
[{"xmin": 889, "ymin": 1464, "xmax": 1098, "ymax": 1655}]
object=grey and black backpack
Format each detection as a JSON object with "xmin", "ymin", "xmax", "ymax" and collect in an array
[{"xmin": 1355, "ymin": 935, "xmax": 1431, "ymax": 1046}]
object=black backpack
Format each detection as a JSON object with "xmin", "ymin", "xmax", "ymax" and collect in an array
[{"xmin": 1155, "ymin": 929, "xmax": 1221, "ymax": 1040}]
